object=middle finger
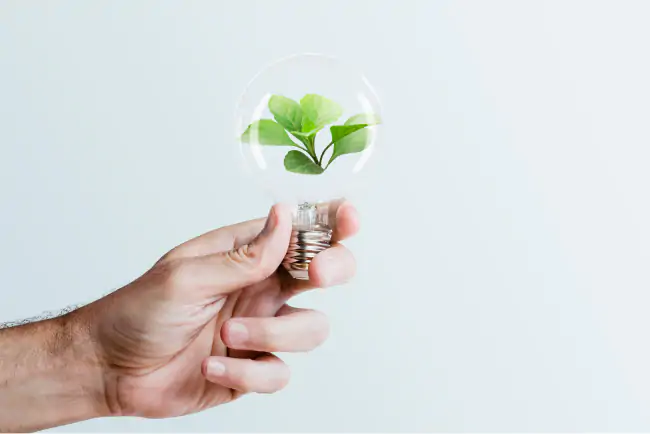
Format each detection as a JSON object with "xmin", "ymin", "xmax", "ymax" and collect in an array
[
  {"xmin": 281, "ymin": 243, "xmax": 357, "ymax": 295},
  {"xmin": 221, "ymin": 305, "xmax": 330, "ymax": 353}
]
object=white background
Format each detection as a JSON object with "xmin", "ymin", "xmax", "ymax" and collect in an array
[{"xmin": 2, "ymin": 0, "xmax": 650, "ymax": 431}]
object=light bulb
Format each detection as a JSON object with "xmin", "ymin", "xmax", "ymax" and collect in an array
[{"xmin": 234, "ymin": 53, "xmax": 381, "ymax": 280}]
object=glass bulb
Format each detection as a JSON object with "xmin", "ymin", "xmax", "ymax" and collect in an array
[{"xmin": 234, "ymin": 53, "xmax": 381, "ymax": 279}]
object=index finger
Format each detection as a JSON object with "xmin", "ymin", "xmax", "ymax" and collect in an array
[
  {"xmin": 162, "ymin": 201, "xmax": 358, "ymax": 262},
  {"xmin": 161, "ymin": 216, "xmax": 266, "ymax": 262}
]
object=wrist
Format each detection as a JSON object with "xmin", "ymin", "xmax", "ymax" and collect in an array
[
  {"xmin": 57, "ymin": 307, "xmax": 113, "ymax": 420},
  {"xmin": 0, "ymin": 308, "xmax": 111, "ymax": 431}
]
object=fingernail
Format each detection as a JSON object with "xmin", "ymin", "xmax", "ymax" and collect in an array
[
  {"xmin": 207, "ymin": 359, "xmax": 226, "ymax": 376},
  {"xmin": 227, "ymin": 321, "xmax": 249, "ymax": 344}
]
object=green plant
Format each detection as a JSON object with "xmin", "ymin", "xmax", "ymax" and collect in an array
[{"xmin": 240, "ymin": 94, "xmax": 381, "ymax": 174}]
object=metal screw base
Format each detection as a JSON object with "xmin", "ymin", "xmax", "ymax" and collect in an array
[{"xmin": 283, "ymin": 226, "xmax": 333, "ymax": 280}]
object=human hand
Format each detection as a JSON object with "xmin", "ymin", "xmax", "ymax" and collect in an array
[{"xmin": 77, "ymin": 201, "xmax": 359, "ymax": 418}]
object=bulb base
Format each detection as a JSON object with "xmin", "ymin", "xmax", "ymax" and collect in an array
[{"xmin": 283, "ymin": 226, "xmax": 333, "ymax": 280}]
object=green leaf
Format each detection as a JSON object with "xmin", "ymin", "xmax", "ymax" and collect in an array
[
  {"xmin": 344, "ymin": 113, "xmax": 382, "ymax": 126},
  {"xmin": 268, "ymin": 95, "xmax": 302, "ymax": 132},
  {"xmin": 328, "ymin": 128, "xmax": 371, "ymax": 165},
  {"xmin": 300, "ymin": 94, "xmax": 343, "ymax": 133},
  {"xmin": 330, "ymin": 124, "xmax": 367, "ymax": 143},
  {"xmin": 284, "ymin": 150, "xmax": 324, "ymax": 174},
  {"xmin": 240, "ymin": 119, "xmax": 296, "ymax": 146}
]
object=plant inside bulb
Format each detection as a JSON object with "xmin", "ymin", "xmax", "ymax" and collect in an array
[
  {"xmin": 234, "ymin": 54, "xmax": 381, "ymax": 280},
  {"xmin": 238, "ymin": 93, "xmax": 381, "ymax": 279},
  {"xmin": 240, "ymin": 93, "xmax": 381, "ymax": 174}
]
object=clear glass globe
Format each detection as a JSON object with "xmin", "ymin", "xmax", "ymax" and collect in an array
[{"xmin": 234, "ymin": 53, "xmax": 381, "ymax": 279}]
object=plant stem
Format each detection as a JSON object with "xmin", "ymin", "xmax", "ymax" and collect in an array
[
  {"xmin": 290, "ymin": 135, "xmax": 319, "ymax": 163},
  {"xmin": 318, "ymin": 141, "xmax": 334, "ymax": 166},
  {"xmin": 302, "ymin": 145, "xmax": 320, "ymax": 166},
  {"xmin": 305, "ymin": 135, "xmax": 320, "ymax": 165},
  {"xmin": 290, "ymin": 144, "xmax": 312, "ymax": 155},
  {"xmin": 290, "ymin": 131, "xmax": 321, "ymax": 166}
]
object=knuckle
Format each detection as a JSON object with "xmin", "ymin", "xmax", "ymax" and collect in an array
[
  {"xmin": 261, "ymin": 360, "xmax": 291, "ymax": 393},
  {"xmin": 225, "ymin": 244, "xmax": 275, "ymax": 277},
  {"xmin": 274, "ymin": 366, "xmax": 291, "ymax": 391},
  {"xmin": 256, "ymin": 322, "xmax": 282, "ymax": 351},
  {"xmin": 227, "ymin": 244, "xmax": 262, "ymax": 268},
  {"xmin": 158, "ymin": 246, "xmax": 183, "ymax": 263},
  {"xmin": 311, "ymin": 312, "xmax": 331, "ymax": 347},
  {"xmin": 236, "ymin": 375, "xmax": 256, "ymax": 393}
]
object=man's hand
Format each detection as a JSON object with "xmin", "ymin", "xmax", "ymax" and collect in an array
[
  {"xmin": 89, "ymin": 201, "xmax": 358, "ymax": 417},
  {"xmin": 0, "ymin": 202, "xmax": 358, "ymax": 431}
]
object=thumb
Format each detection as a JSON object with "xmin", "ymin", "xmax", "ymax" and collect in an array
[{"xmin": 192, "ymin": 203, "xmax": 293, "ymax": 297}]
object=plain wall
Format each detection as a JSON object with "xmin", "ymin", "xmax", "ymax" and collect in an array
[{"xmin": 2, "ymin": 0, "xmax": 650, "ymax": 431}]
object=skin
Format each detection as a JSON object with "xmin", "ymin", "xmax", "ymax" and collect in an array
[{"xmin": 0, "ymin": 201, "xmax": 359, "ymax": 432}]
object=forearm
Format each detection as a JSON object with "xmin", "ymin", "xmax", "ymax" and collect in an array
[{"xmin": 0, "ymin": 311, "xmax": 109, "ymax": 432}]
